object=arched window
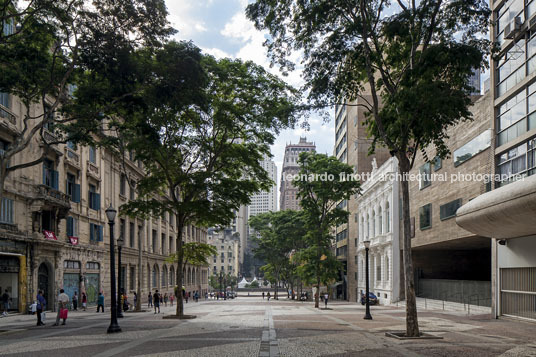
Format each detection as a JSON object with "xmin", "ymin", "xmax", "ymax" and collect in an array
[
  {"xmin": 170, "ymin": 266, "xmax": 175, "ymax": 286},
  {"xmin": 386, "ymin": 201, "xmax": 391, "ymax": 233},
  {"xmin": 187, "ymin": 267, "xmax": 191, "ymax": 285},
  {"xmin": 152, "ymin": 266, "xmax": 157, "ymax": 288},
  {"xmin": 378, "ymin": 206, "xmax": 383, "ymax": 235},
  {"xmin": 162, "ymin": 265, "xmax": 167, "ymax": 287},
  {"xmin": 147, "ymin": 264, "xmax": 151, "ymax": 290}
]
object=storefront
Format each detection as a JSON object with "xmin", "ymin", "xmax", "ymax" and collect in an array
[
  {"xmin": 85, "ymin": 262, "xmax": 100, "ymax": 306},
  {"xmin": 0, "ymin": 255, "xmax": 19, "ymax": 311}
]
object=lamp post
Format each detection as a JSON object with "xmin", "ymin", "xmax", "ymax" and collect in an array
[
  {"xmin": 106, "ymin": 204, "xmax": 121, "ymax": 333},
  {"xmin": 116, "ymin": 234, "xmax": 124, "ymax": 318},
  {"xmin": 219, "ymin": 272, "xmax": 223, "ymax": 299},
  {"xmin": 363, "ymin": 240, "xmax": 372, "ymax": 320},
  {"xmin": 223, "ymin": 274, "xmax": 227, "ymax": 300}
]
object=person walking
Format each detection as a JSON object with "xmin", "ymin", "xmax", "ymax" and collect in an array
[
  {"xmin": 133, "ymin": 292, "xmax": 137, "ymax": 309},
  {"xmin": 97, "ymin": 292, "xmax": 105, "ymax": 312},
  {"xmin": 262, "ymin": 292, "xmax": 265, "ymax": 300},
  {"xmin": 2, "ymin": 289, "xmax": 9, "ymax": 316},
  {"xmin": 163, "ymin": 293, "xmax": 168, "ymax": 307},
  {"xmin": 72, "ymin": 292, "xmax": 78, "ymax": 311},
  {"xmin": 169, "ymin": 294, "xmax": 174, "ymax": 306},
  {"xmin": 57, "ymin": 289, "xmax": 69, "ymax": 325},
  {"xmin": 324, "ymin": 292, "xmax": 329, "ymax": 309},
  {"xmin": 267, "ymin": 292, "xmax": 271, "ymax": 301},
  {"xmin": 36, "ymin": 290, "xmax": 46, "ymax": 326},
  {"xmin": 194, "ymin": 291, "xmax": 198, "ymax": 302},
  {"xmin": 153, "ymin": 290, "xmax": 160, "ymax": 314},
  {"xmin": 82, "ymin": 292, "xmax": 87, "ymax": 311},
  {"xmin": 148, "ymin": 292, "xmax": 153, "ymax": 307}
]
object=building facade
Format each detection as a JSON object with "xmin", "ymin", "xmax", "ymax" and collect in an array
[
  {"xmin": 208, "ymin": 228, "xmax": 240, "ymax": 278},
  {"xmin": 356, "ymin": 157, "xmax": 400, "ymax": 305},
  {"xmin": 457, "ymin": 0, "xmax": 536, "ymax": 322},
  {"xmin": 279, "ymin": 137, "xmax": 316, "ymax": 211},
  {"xmin": 0, "ymin": 93, "xmax": 208, "ymax": 313}
]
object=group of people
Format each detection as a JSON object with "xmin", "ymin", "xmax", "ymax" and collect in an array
[{"xmin": 147, "ymin": 291, "xmax": 174, "ymax": 310}]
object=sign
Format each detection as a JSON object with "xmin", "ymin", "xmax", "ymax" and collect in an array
[
  {"xmin": 43, "ymin": 230, "xmax": 57, "ymax": 240},
  {"xmin": 69, "ymin": 236, "xmax": 79, "ymax": 245}
]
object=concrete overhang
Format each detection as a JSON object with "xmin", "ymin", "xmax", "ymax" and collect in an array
[{"xmin": 456, "ymin": 174, "xmax": 536, "ymax": 239}]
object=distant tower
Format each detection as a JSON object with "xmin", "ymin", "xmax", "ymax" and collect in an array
[{"xmin": 279, "ymin": 137, "xmax": 316, "ymax": 210}]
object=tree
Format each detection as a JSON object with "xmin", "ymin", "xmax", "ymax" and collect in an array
[
  {"xmin": 247, "ymin": 0, "xmax": 491, "ymax": 336},
  {"xmin": 118, "ymin": 43, "xmax": 302, "ymax": 318},
  {"xmin": 0, "ymin": 0, "xmax": 172, "ymax": 205},
  {"xmin": 292, "ymin": 153, "xmax": 360, "ymax": 308},
  {"xmin": 250, "ymin": 209, "xmax": 307, "ymax": 299}
]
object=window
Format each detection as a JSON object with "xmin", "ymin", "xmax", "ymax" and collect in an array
[
  {"xmin": 89, "ymin": 146, "xmax": 96, "ymax": 164},
  {"xmin": 497, "ymin": 138, "xmax": 536, "ymax": 185},
  {"xmin": 130, "ymin": 266, "xmax": 135, "ymax": 291},
  {"xmin": 43, "ymin": 159, "xmax": 58, "ymax": 189},
  {"xmin": 129, "ymin": 222, "xmax": 135, "ymax": 247},
  {"xmin": 371, "ymin": 210, "xmax": 376, "ymax": 237},
  {"xmin": 138, "ymin": 225, "xmax": 143, "ymax": 249},
  {"xmin": 385, "ymin": 201, "xmax": 390, "ymax": 233},
  {"xmin": 66, "ymin": 173, "xmax": 80, "ymax": 203},
  {"xmin": 66, "ymin": 216, "xmax": 78, "ymax": 236},
  {"xmin": 63, "ymin": 260, "xmax": 80, "ymax": 269},
  {"xmin": 88, "ymin": 184, "xmax": 100, "ymax": 210},
  {"xmin": 90, "ymin": 223, "xmax": 103, "ymax": 241},
  {"xmin": 419, "ymin": 162, "xmax": 431, "ymax": 189},
  {"xmin": 440, "ymin": 199, "xmax": 463, "ymax": 220},
  {"xmin": 152, "ymin": 230, "xmax": 157, "ymax": 253},
  {"xmin": 419, "ymin": 204, "xmax": 432, "ymax": 230},
  {"xmin": 129, "ymin": 181, "xmax": 135, "ymax": 200},
  {"xmin": 378, "ymin": 207, "xmax": 383, "ymax": 235},
  {"xmin": 0, "ymin": 198, "xmax": 14, "ymax": 224},
  {"xmin": 433, "ymin": 156, "xmax": 442, "ymax": 171},
  {"xmin": 0, "ymin": 92, "xmax": 9, "ymax": 109},
  {"xmin": 376, "ymin": 261, "xmax": 381, "ymax": 281},
  {"xmin": 120, "ymin": 174, "xmax": 126, "ymax": 196},
  {"xmin": 120, "ymin": 219, "xmax": 125, "ymax": 241},
  {"xmin": 3, "ymin": 18, "xmax": 14, "ymax": 36},
  {"xmin": 385, "ymin": 256, "xmax": 390, "ymax": 281},
  {"xmin": 86, "ymin": 262, "xmax": 99, "ymax": 270},
  {"xmin": 67, "ymin": 141, "xmax": 76, "ymax": 150},
  {"xmin": 161, "ymin": 233, "xmax": 166, "ymax": 255},
  {"xmin": 453, "ymin": 130, "xmax": 491, "ymax": 167}
]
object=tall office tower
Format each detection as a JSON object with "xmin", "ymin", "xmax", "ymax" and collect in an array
[
  {"xmin": 279, "ymin": 137, "xmax": 316, "ymax": 211},
  {"xmin": 248, "ymin": 156, "xmax": 278, "ymax": 217}
]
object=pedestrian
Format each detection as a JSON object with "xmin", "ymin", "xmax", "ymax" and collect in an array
[
  {"xmin": 57, "ymin": 289, "xmax": 69, "ymax": 325},
  {"xmin": 54, "ymin": 290, "xmax": 61, "ymax": 326},
  {"xmin": 194, "ymin": 291, "xmax": 198, "ymax": 302},
  {"xmin": 205, "ymin": 292, "xmax": 208, "ymax": 300},
  {"xmin": 185, "ymin": 291, "xmax": 189, "ymax": 304},
  {"xmin": 267, "ymin": 292, "xmax": 271, "ymax": 301},
  {"xmin": 324, "ymin": 292, "xmax": 329, "ymax": 308},
  {"xmin": 2, "ymin": 289, "xmax": 9, "ymax": 316},
  {"xmin": 97, "ymin": 292, "xmax": 105, "ymax": 312},
  {"xmin": 153, "ymin": 290, "xmax": 160, "ymax": 314},
  {"xmin": 169, "ymin": 294, "xmax": 174, "ymax": 306},
  {"xmin": 164, "ymin": 293, "xmax": 168, "ymax": 307},
  {"xmin": 262, "ymin": 292, "xmax": 265, "ymax": 300},
  {"xmin": 72, "ymin": 291, "xmax": 78, "ymax": 311},
  {"xmin": 133, "ymin": 292, "xmax": 137, "ymax": 308},
  {"xmin": 123, "ymin": 293, "xmax": 129, "ymax": 312},
  {"xmin": 82, "ymin": 292, "xmax": 87, "ymax": 311},
  {"xmin": 148, "ymin": 292, "xmax": 153, "ymax": 307},
  {"xmin": 36, "ymin": 290, "xmax": 46, "ymax": 326}
]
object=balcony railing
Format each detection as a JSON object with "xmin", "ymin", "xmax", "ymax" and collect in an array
[
  {"xmin": 36, "ymin": 184, "xmax": 70, "ymax": 208},
  {"xmin": 64, "ymin": 147, "xmax": 80, "ymax": 167},
  {"xmin": 0, "ymin": 105, "xmax": 16, "ymax": 125}
]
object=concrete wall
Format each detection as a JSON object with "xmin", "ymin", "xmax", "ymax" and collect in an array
[{"xmin": 498, "ymin": 235, "xmax": 536, "ymax": 268}]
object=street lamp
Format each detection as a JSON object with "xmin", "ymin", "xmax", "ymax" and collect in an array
[
  {"xmin": 363, "ymin": 240, "xmax": 372, "ymax": 320},
  {"xmin": 223, "ymin": 274, "xmax": 227, "ymax": 300},
  {"xmin": 117, "ymin": 234, "xmax": 124, "ymax": 318},
  {"xmin": 219, "ymin": 272, "xmax": 223, "ymax": 300},
  {"xmin": 106, "ymin": 204, "xmax": 121, "ymax": 333}
]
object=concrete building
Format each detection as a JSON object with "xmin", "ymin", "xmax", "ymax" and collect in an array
[
  {"xmin": 334, "ymin": 96, "xmax": 391, "ymax": 302},
  {"xmin": 248, "ymin": 156, "xmax": 277, "ymax": 217},
  {"xmin": 279, "ymin": 138, "xmax": 316, "ymax": 211},
  {"xmin": 0, "ymin": 92, "xmax": 208, "ymax": 313},
  {"xmin": 456, "ymin": 0, "xmax": 536, "ymax": 322},
  {"xmin": 409, "ymin": 92, "xmax": 493, "ymax": 305},
  {"xmin": 208, "ymin": 228, "xmax": 240, "ymax": 278},
  {"xmin": 356, "ymin": 157, "xmax": 400, "ymax": 305}
]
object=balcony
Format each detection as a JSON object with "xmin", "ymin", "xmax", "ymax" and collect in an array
[
  {"xmin": 0, "ymin": 105, "xmax": 18, "ymax": 134},
  {"xmin": 87, "ymin": 160, "xmax": 100, "ymax": 180},
  {"xmin": 30, "ymin": 184, "xmax": 71, "ymax": 220},
  {"xmin": 64, "ymin": 147, "xmax": 81, "ymax": 169}
]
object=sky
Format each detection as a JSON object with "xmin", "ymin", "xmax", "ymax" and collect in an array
[{"xmin": 165, "ymin": 0, "xmax": 335, "ymax": 199}]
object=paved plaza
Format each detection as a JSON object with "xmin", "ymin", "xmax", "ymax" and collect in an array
[{"xmin": 1, "ymin": 297, "xmax": 536, "ymax": 356}]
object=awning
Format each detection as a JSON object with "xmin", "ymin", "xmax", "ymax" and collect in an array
[
  {"xmin": 43, "ymin": 230, "xmax": 57, "ymax": 240},
  {"xmin": 456, "ymin": 174, "xmax": 536, "ymax": 239}
]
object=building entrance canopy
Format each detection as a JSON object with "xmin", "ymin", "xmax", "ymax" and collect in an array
[{"xmin": 456, "ymin": 175, "xmax": 536, "ymax": 239}]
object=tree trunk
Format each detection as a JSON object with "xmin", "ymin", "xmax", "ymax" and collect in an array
[
  {"xmin": 176, "ymin": 222, "xmax": 185, "ymax": 317},
  {"xmin": 398, "ymin": 156, "xmax": 420, "ymax": 337},
  {"xmin": 315, "ymin": 274, "xmax": 320, "ymax": 308}
]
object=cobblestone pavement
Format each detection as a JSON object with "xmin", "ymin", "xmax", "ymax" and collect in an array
[{"xmin": 1, "ymin": 297, "xmax": 536, "ymax": 356}]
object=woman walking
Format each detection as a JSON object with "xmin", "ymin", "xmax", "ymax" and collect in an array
[
  {"xmin": 81, "ymin": 292, "xmax": 87, "ymax": 311},
  {"xmin": 36, "ymin": 290, "xmax": 46, "ymax": 326},
  {"xmin": 163, "ymin": 293, "xmax": 168, "ymax": 307}
]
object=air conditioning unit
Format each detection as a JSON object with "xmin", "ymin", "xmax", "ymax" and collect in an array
[{"xmin": 505, "ymin": 16, "xmax": 523, "ymax": 39}]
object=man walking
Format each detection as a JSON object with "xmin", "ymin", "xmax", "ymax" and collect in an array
[
  {"xmin": 148, "ymin": 292, "xmax": 153, "ymax": 308},
  {"xmin": 153, "ymin": 290, "xmax": 160, "ymax": 314},
  {"xmin": 36, "ymin": 290, "xmax": 46, "ymax": 326},
  {"xmin": 262, "ymin": 292, "xmax": 265, "ymax": 300},
  {"xmin": 324, "ymin": 292, "xmax": 329, "ymax": 309},
  {"xmin": 1, "ymin": 289, "xmax": 9, "ymax": 316},
  {"xmin": 97, "ymin": 292, "xmax": 105, "ymax": 312}
]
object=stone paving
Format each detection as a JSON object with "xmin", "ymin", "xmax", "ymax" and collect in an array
[{"xmin": 1, "ymin": 297, "xmax": 536, "ymax": 356}]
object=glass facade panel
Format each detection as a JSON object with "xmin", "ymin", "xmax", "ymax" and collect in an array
[{"xmin": 454, "ymin": 130, "xmax": 491, "ymax": 166}]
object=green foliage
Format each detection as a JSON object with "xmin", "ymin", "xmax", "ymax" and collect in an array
[
  {"xmin": 249, "ymin": 280, "xmax": 260, "ymax": 288},
  {"xmin": 166, "ymin": 243, "xmax": 217, "ymax": 267}
]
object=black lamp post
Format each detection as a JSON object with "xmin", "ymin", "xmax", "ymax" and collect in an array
[
  {"xmin": 223, "ymin": 274, "xmax": 227, "ymax": 300},
  {"xmin": 106, "ymin": 204, "xmax": 121, "ymax": 333},
  {"xmin": 116, "ymin": 234, "xmax": 124, "ymax": 318},
  {"xmin": 219, "ymin": 272, "xmax": 223, "ymax": 299},
  {"xmin": 363, "ymin": 240, "xmax": 372, "ymax": 320}
]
